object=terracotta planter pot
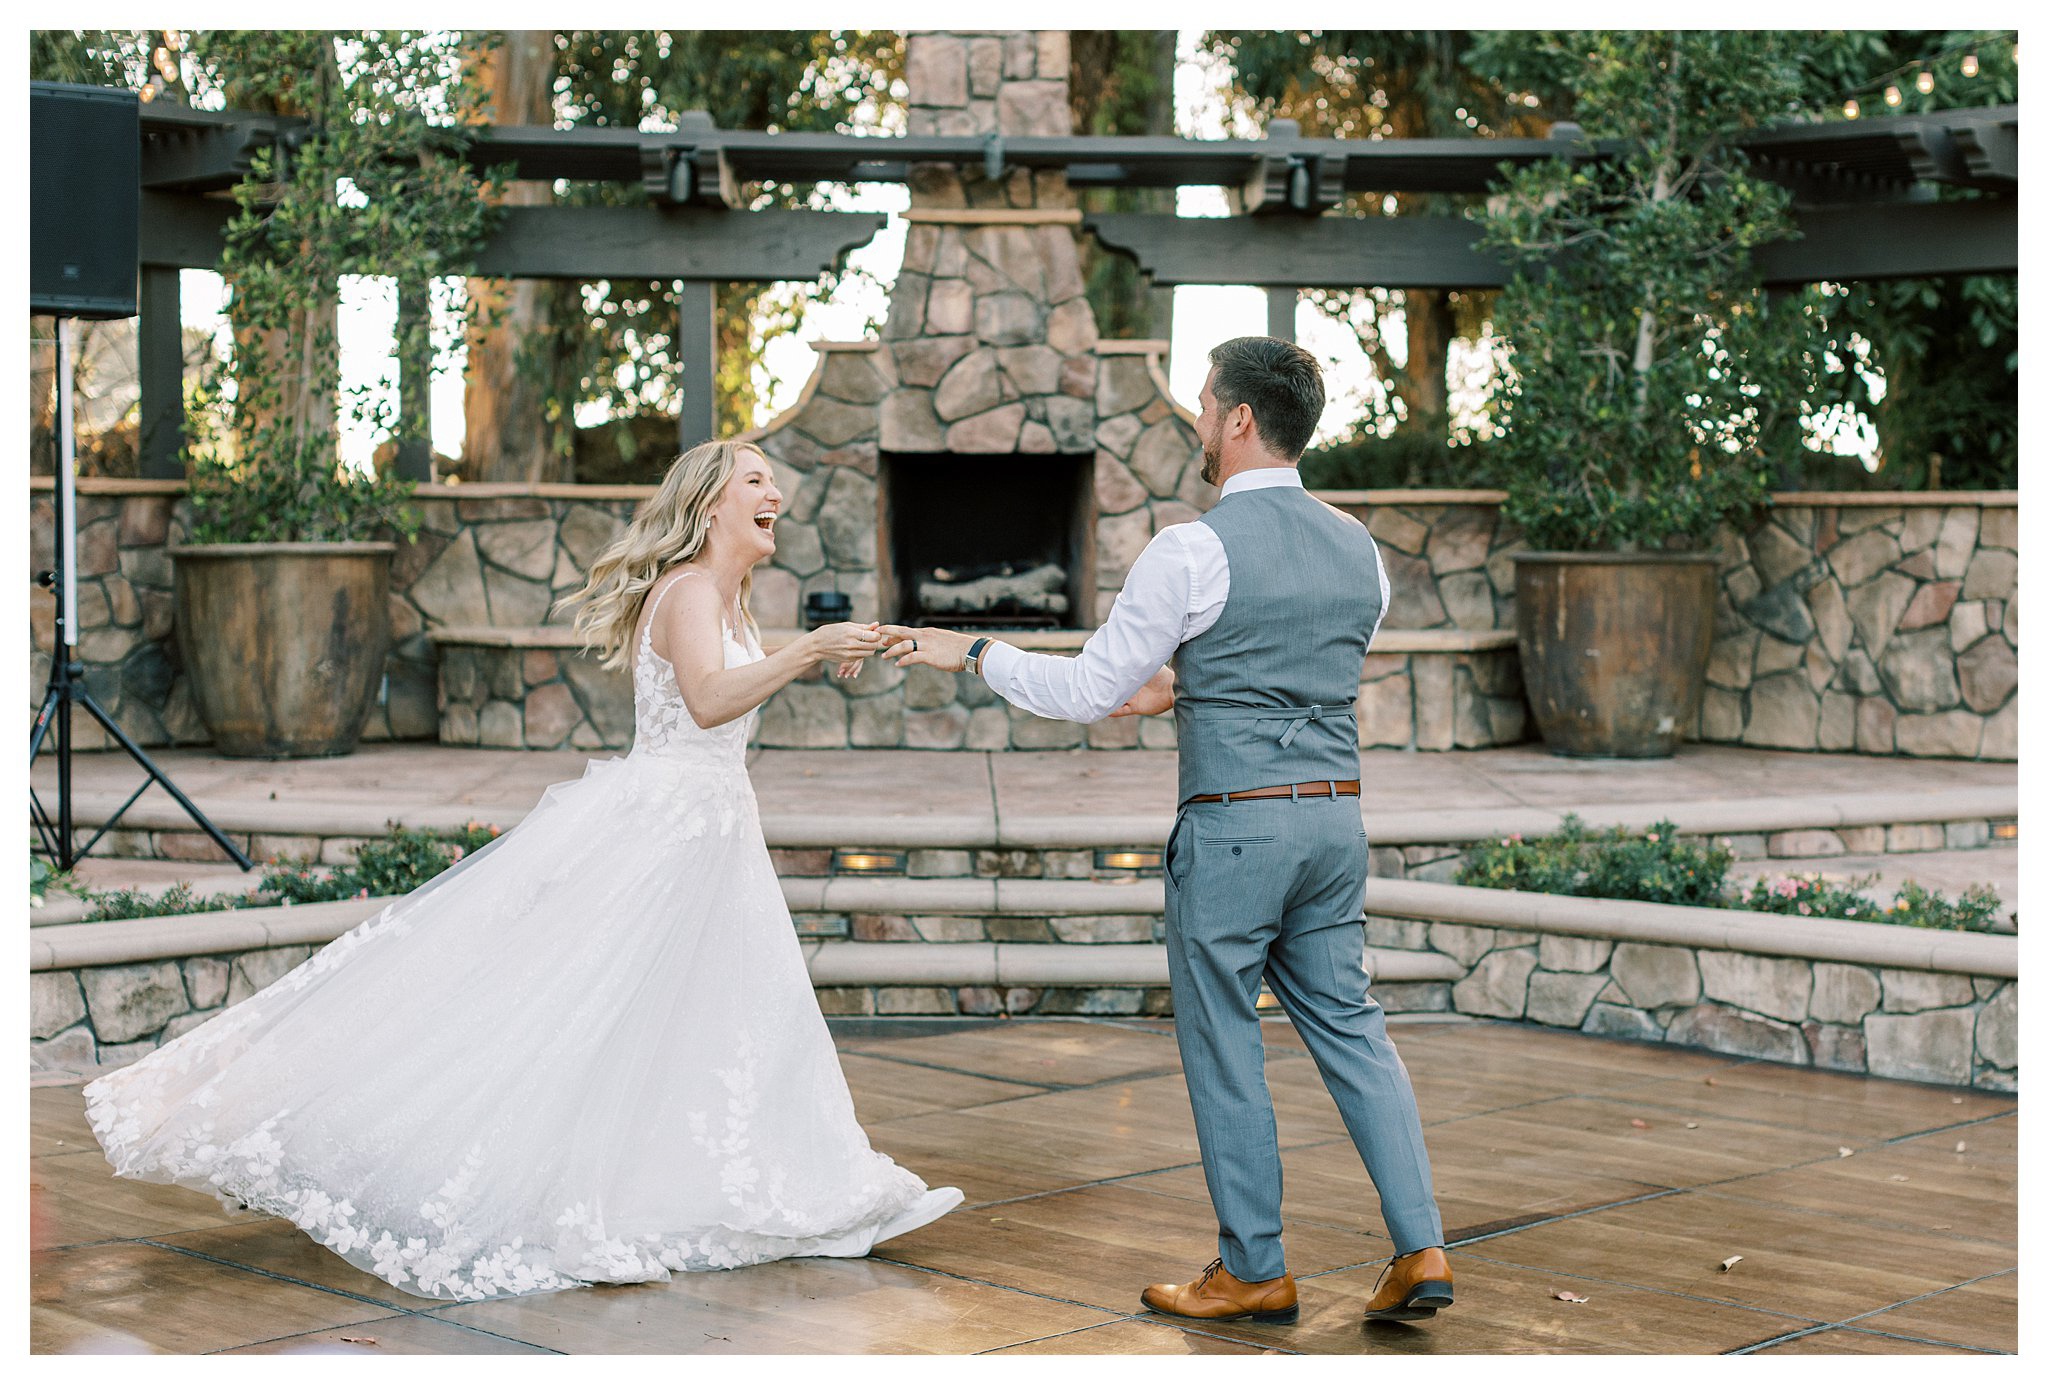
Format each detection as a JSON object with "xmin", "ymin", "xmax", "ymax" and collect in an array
[
  {"xmin": 170, "ymin": 542, "xmax": 396, "ymax": 758},
  {"xmin": 1513, "ymin": 552, "xmax": 1720, "ymax": 759}
]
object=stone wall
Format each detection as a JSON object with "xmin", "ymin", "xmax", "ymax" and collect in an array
[
  {"xmin": 1698, "ymin": 497, "xmax": 2018, "ymax": 759},
  {"xmin": 28, "ymin": 482, "xmax": 643, "ymax": 752},
  {"xmin": 29, "ymin": 483, "xmax": 2014, "ymax": 759},
  {"xmin": 1327, "ymin": 490, "xmax": 2017, "ymax": 759},
  {"xmin": 430, "ymin": 627, "xmax": 1523, "ymax": 753},
  {"xmin": 34, "ymin": 911, "xmax": 2015, "ymax": 1091},
  {"xmin": 1357, "ymin": 920, "xmax": 2016, "ymax": 1091}
]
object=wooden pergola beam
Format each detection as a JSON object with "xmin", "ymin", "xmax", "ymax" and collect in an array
[{"xmin": 1084, "ymin": 197, "xmax": 2018, "ymax": 289}]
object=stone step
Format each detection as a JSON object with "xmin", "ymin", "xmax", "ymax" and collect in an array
[
  {"xmin": 34, "ymin": 870, "xmax": 2017, "ymax": 1088},
  {"xmin": 35, "ymin": 785, "xmax": 2016, "ymax": 865},
  {"xmin": 34, "ymin": 873, "xmax": 2015, "ymax": 981}
]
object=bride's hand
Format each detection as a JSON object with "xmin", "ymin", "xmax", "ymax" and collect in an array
[
  {"xmin": 805, "ymin": 622, "xmax": 885, "ymax": 665},
  {"xmin": 833, "ymin": 658, "xmax": 864, "ymax": 681},
  {"xmin": 1110, "ymin": 664, "xmax": 1176, "ymax": 717}
]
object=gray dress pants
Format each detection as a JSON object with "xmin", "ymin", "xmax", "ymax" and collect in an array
[{"xmin": 1162, "ymin": 794, "xmax": 1445, "ymax": 1281}]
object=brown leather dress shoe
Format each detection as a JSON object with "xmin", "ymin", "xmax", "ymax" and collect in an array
[
  {"xmin": 1142, "ymin": 1258, "xmax": 1299, "ymax": 1323},
  {"xmin": 1362, "ymin": 1246, "xmax": 1454, "ymax": 1321}
]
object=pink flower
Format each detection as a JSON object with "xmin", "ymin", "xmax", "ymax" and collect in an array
[
  {"xmin": 1797, "ymin": 903, "xmax": 1811, "ymax": 915},
  {"xmin": 1647, "ymin": 832, "xmax": 1660, "ymax": 843},
  {"xmin": 450, "ymin": 846, "xmax": 464, "ymax": 861}
]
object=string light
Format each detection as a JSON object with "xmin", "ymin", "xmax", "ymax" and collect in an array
[
  {"xmin": 1916, "ymin": 71, "xmax": 1935, "ymax": 94},
  {"xmin": 1962, "ymin": 53, "xmax": 1980, "ymax": 76},
  {"xmin": 1842, "ymin": 99, "xmax": 1860, "ymax": 118},
  {"xmin": 1884, "ymin": 84, "xmax": 1903, "ymax": 106}
]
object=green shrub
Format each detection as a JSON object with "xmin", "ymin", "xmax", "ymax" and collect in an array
[
  {"xmin": 1460, "ymin": 819, "xmax": 2007, "ymax": 931},
  {"xmin": 264, "ymin": 821, "xmax": 500, "ymax": 904},
  {"xmin": 1734, "ymin": 876, "xmax": 2005, "ymax": 933},
  {"xmin": 1731, "ymin": 872, "xmax": 1889, "ymax": 923},
  {"xmin": 85, "ymin": 881, "xmax": 266, "ymax": 923},
  {"xmin": 83, "ymin": 821, "xmax": 503, "ymax": 921},
  {"xmin": 30, "ymin": 856, "xmax": 74, "ymax": 907},
  {"xmin": 1887, "ymin": 881, "xmax": 2003, "ymax": 932},
  {"xmin": 1456, "ymin": 815, "xmax": 1732, "ymax": 907}
]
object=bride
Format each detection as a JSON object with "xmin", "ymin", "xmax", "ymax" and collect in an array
[{"xmin": 84, "ymin": 439, "xmax": 962, "ymax": 1301}]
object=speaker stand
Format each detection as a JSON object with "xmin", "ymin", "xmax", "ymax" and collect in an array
[{"xmin": 29, "ymin": 318, "xmax": 252, "ymax": 873}]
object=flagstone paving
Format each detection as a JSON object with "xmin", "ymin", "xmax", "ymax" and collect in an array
[
  {"xmin": 31, "ymin": 1017, "xmax": 2015, "ymax": 1355},
  {"xmin": 31, "ymin": 741, "xmax": 2016, "ymax": 833}
]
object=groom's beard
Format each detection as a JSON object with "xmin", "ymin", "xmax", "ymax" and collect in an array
[{"xmin": 1199, "ymin": 433, "xmax": 1222, "ymax": 487}]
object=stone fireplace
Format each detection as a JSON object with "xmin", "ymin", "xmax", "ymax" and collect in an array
[
  {"xmin": 726, "ymin": 29, "xmax": 1209, "ymax": 748},
  {"xmin": 880, "ymin": 450, "xmax": 1095, "ymax": 627}
]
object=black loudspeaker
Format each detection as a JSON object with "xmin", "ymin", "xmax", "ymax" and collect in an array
[{"xmin": 30, "ymin": 81, "xmax": 140, "ymax": 320}]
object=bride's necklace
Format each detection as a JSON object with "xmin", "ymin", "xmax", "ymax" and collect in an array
[{"xmin": 678, "ymin": 565, "xmax": 743, "ymax": 636}]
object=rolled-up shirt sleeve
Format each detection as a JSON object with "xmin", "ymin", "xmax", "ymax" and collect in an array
[{"xmin": 979, "ymin": 525, "xmax": 1197, "ymax": 724}]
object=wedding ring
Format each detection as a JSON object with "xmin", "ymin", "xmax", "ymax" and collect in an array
[{"xmin": 910, "ymin": 639, "xmax": 919, "ymax": 652}]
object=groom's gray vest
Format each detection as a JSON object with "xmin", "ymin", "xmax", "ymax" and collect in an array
[{"xmin": 1172, "ymin": 486, "xmax": 1384, "ymax": 804}]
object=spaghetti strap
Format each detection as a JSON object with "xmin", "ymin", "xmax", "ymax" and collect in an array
[
  {"xmin": 643, "ymin": 571, "xmax": 700, "ymax": 633},
  {"xmin": 640, "ymin": 570, "xmax": 726, "ymax": 656}
]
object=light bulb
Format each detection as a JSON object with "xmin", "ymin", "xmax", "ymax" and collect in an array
[
  {"xmin": 1962, "ymin": 53, "xmax": 1980, "ymax": 77},
  {"xmin": 1884, "ymin": 85, "xmax": 1903, "ymax": 106},
  {"xmin": 1916, "ymin": 71, "xmax": 1934, "ymax": 93},
  {"xmin": 1843, "ymin": 99, "xmax": 1860, "ymax": 118}
]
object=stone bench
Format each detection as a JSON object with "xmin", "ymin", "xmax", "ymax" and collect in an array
[{"xmin": 426, "ymin": 625, "xmax": 1527, "ymax": 752}]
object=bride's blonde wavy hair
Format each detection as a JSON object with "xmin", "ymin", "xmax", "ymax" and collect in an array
[{"xmin": 557, "ymin": 439, "xmax": 766, "ymax": 670}]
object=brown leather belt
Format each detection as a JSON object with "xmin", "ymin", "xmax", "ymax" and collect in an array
[{"xmin": 1185, "ymin": 779, "xmax": 1361, "ymax": 805}]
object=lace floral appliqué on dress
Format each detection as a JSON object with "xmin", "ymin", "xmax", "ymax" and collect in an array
[{"xmin": 83, "ymin": 574, "xmax": 929, "ymax": 1300}]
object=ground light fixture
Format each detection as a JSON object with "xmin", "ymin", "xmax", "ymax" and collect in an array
[
  {"xmin": 1991, "ymin": 820, "xmax": 2017, "ymax": 840},
  {"xmin": 832, "ymin": 849, "xmax": 907, "ymax": 876},
  {"xmin": 1095, "ymin": 848, "xmax": 1164, "ymax": 874}
]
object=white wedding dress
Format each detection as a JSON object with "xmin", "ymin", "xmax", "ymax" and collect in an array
[{"xmin": 85, "ymin": 573, "xmax": 957, "ymax": 1301}]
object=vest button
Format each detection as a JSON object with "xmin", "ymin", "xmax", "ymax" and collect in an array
[{"xmin": 1232, "ymin": 845, "xmax": 1242, "ymax": 856}]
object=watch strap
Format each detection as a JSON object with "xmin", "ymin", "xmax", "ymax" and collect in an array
[{"xmin": 966, "ymin": 636, "xmax": 992, "ymax": 674}]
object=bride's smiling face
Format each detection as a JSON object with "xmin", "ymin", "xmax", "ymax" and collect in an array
[{"xmin": 705, "ymin": 449, "xmax": 783, "ymax": 566}]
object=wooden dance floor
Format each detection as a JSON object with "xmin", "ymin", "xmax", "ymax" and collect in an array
[{"xmin": 31, "ymin": 1018, "xmax": 2017, "ymax": 1355}]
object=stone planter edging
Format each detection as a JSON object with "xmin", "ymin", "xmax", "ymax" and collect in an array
[
  {"xmin": 1366, "ymin": 879, "xmax": 2015, "ymax": 978},
  {"xmin": 42, "ymin": 785, "xmax": 2015, "ymax": 854},
  {"xmin": 35, "ymin": 875, "xmax": 2013, "ymax": 979},
  {"xmin": 798, "ymin": 941, "xmax": 1466, "ymax": 987},
  {"xmin": 34, "ymin": 889, "xmax": 2014, "ymax": 1089}
]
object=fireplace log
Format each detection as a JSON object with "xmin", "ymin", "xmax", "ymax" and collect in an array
[{"xmin": 919, "ymin": 563, "xmax": 1071, "ymax": 617}]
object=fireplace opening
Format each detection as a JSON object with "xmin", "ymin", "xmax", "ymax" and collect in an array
[{"xmin": 880, "ymin": 452, "xmax": 1097, "ymax": 629}]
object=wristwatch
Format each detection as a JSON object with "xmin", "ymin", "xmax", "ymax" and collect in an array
[{"xmin": 964, "ymin": 637, "xmax": 992, "ymax": 677}]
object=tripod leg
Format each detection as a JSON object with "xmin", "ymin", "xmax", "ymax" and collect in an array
[{"xmin": 75, "ymin": 689, "xmax": 255, "ymax": 871}]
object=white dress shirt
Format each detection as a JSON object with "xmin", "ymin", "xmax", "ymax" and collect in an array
[{"xmin": 980, "ymin": 468, "xmax": 1391, "ymax": 723}]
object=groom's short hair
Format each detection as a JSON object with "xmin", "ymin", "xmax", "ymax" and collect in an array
[{"xmin": 1207, "ymin": 336, "xmax": 1325, "ymax": 460}]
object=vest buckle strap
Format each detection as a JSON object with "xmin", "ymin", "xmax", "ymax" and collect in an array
[{"xmin": 1278, "ymin": 703, "xmax": 1322, "ymax": 749}]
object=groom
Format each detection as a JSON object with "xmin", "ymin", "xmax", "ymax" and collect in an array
[{"xmin": 879, "ymin": 336, "xmax": 1451, "ymax": 1325}]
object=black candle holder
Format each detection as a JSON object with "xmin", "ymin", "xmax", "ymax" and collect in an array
[{"xmin": 803, "ymin": 590, "xmax": 852, "ymax": 628}]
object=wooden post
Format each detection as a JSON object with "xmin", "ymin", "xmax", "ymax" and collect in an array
[
  {"xmin": 394, "ymin": 277, "xmax": 433, "ymax": 481},
  {"xmin": 137, "ymin": 265, "xmax": 184, "ymax": 478},
  {"xmin": 1265, "ymin": 286, "xmax": 1296, "ymax": 342},
  {"xmin": 679, "ymin": 278, "xmax": 715, "ymax": 452}
]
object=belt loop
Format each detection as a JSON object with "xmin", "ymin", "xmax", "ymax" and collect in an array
[
  {"xmin": 1328, "ymin": 779, "xmax": 1337, "ymax": 798},
  {"xmin": 1220, "ymin": 791, "xmax": 1232, "ymax": 806},
  {"xmin": 1289, "ymin": 782, "xmax": 1300, "ymax": 802}
]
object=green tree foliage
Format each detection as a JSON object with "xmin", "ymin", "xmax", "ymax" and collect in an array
[
  {"xmin": 32, "ymin": 30, "xmax": 503, "ymax": 536},
  {"xmin": 1203, "ymin": 31, "xmax": 1554, "ymax": 483},
  {"xmin": 1471, "ymin": 31, "xmax": 1820, "ymax": 551},
  {"xmin": 518, "ymin": 30, "xmax": 903, "ymax": 477},
  {"xmin": 1068, "ymin": 31, "xmax": 1178, "ymax": 341},
  {"xmin": 181, "ymin": 32, "xmax": 501, "ymax": 540},
  {"xmin": 1784, "ymin": 31, "xmax": 2018, "ymax": 489}
]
